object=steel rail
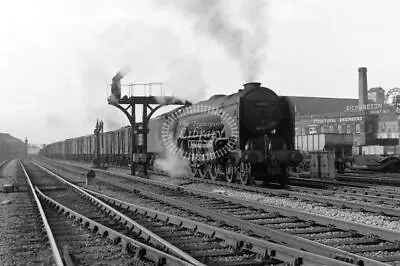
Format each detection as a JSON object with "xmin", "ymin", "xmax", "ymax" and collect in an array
[
  {"xmin": 296, "ymin": 173, "xmax": 400, "ymax": 187},
  {"xmin": 289, "ymin": 186, "xmax": 400, "ymax": 207},
  {"xmin": 289, "ymin": 176, "xmax": 369, "ymax": 188},
  {"xmin": 31, "ymin": 161, "xmax": 205, "ymax": 266},
  {"xmin": 332, "ymin": 186, "xmax": 400, "ymax": 198},
  {"xmin": 34, "ymin": 159, "xmax": 388, "ymax": 266},
  {"xmin": 19, "ymin": 161, "xmax": 64, "ymax": 266},
  {"xmin": 84, "ymin": 187, "xmax": 364, "ymax": 266},
  {"xmin": 34, "ymin": 186, "xmax": 193, "ymax": 266}
]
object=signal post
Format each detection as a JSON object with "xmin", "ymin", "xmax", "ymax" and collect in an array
[{"xmin": 93, "ymin": 119, "xmax": 103, "ymax": 168}]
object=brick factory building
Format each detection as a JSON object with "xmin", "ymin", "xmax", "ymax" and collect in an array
[{"xmin": 291, "ymin": 67, "xmax": 400, "ymax": 156}]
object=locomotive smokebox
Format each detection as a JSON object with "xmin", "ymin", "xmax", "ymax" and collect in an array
[
  {"xmin": 358, "ymin": 67, "xmax": 368, "ymax": 106},
  {"xmin": 241, "ymin": 82, "xmax": 283, "ymax": 134},
  {"xmin": 243, "ymin": 82, "xmax": 262, "ymax": 90}
]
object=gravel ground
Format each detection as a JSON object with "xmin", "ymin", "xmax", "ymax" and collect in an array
[{"xmin": 0, "ymin": 192, "xmax": 50, "ymax": 266}]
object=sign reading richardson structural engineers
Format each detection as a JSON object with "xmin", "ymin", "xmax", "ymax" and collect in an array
[
  {"xmin": 345, "ymin": 103, "xmax": 400, "ymax": 114},
  {"xmin": 312, "ymin": 116, "xmax": 363, "ymax": 124},
  {"xmin": 345, "ymin": 103, "xmax": 384, "ymax": 112}
]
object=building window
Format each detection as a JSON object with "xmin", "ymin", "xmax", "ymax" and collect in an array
[
  {"xmin": 338, "ymin": 125, "xmax": 343, "ymax": 134},
  {"xmin": 367, "ymin": 123, "xmax": 373, "ymax": 133},
  {"xmin": 347, "ymin": 124, "xmax": 352, "ymax": 134},
  {"xmin": 329, "ymin": 125, "xmax": 334, "ymax": 133},
  {"xmin": 321, "ymin": 125, "xmax": 328, "ymax": 134},
  {"xmin": 378, "ymin": 122, "xmax": 386, "ymax": 133},
  {"xmin": 355, "ymin": 123, "xmax": 361, "ymax": 134},
  {"xmin": 309, "ymin": 126, "xmax": 318, "ymax": 134}
]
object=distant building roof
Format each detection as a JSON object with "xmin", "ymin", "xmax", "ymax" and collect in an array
[{"xmin": 289, "ymin": 96, "xmax": 358, "ymax": 116}]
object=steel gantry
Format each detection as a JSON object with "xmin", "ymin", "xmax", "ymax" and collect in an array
[{"xmin": 107, "ymin": 71, "xmax": 190, "ymax": 177}]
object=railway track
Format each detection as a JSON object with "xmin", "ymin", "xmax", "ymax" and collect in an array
[
  {"xmin": 291, "ymin": 171, "xmax": 400, "ymax": 187},
  {"xmin": 289, "ymin": 175, "xmax": 400, "ymax": 200},
  {"xmin": 22, "ymin": 157, "xmax": 192, "ymax": 265},
  {"xmin": 25, "ymin": 159, "xmax": 353, "ymax": 266},
  {"xmin": 289, "ymin": 185, "xmax": 400, "ymax": 210},
  {"xmin": 127, "ymin": 163, "xmax": 400, "ymax": 218},
  {"xmin": 37, "ymin": 157, "xmax": 400, "ymax": 266},
  {"xmin": 337, "ymin": 172, "xmax": 400, "ymax": 187},
  {"xmin": 39, "ymin": 157, "xmax": 400, "ymax": 218},
  {"xmin": 153, "ymin": 169, "xmax": 400, "ymax": 219},
  {"xmin": 0, "ymin": 159, "xmax": 58, "ymax": 265},
  {"xmin": 21, "ymin": 160, "xmax": 197, "ymax": 265}
]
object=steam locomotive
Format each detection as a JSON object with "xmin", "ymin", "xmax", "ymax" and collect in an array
[{"xmin": 40, "ymin": 82, "xmax": 303, "ymax": 188}]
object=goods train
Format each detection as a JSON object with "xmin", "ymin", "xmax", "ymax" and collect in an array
[{"xmin": 40, "ymin": 82, "xmax": 303, "ymax": 188}]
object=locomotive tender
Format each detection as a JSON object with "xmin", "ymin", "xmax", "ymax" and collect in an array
[{"xmin": 40, "ymin": 82, "xmax": 303, "ymax": 188}]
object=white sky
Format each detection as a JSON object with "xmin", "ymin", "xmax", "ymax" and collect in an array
[{"xmin": 1, "ymin": 0, "xmax": 400, "ymax": 144}]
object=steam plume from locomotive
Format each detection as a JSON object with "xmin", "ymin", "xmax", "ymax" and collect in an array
[
  {"xmin": 109, "ymin": 65, "xmax": 131, "ymax": 105},
  {"xmin": 153, "ymin": 151, "xmax": 191, "ymax": 177},
  {"xmin": 157, "ymin": 0, "xmax": 268, "ymax": 81}
]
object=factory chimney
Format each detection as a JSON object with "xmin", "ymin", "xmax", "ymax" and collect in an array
[{"xmin": 358, "ymin": 67, "xmax": 368, "ymax": 106}]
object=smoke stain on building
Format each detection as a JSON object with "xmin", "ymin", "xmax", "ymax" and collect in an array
[{"xmin": 291, "ymin": 67, "xmax": 400, "ymax": 155}]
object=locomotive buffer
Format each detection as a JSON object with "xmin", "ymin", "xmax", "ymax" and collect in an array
[{"xmin": 107, "ymin": 70, "xmax": 191, "ymax": 176}]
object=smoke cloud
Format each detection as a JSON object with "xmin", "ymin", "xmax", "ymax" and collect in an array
[
  {"xmin": 153, "ymin": 151, "xmax": 192, "ymax": 177},
  {"xmin": 109, "ymin": 65, "xmax": 132, "ymax": 105},
  {"xmin": 156, "ymin": 0, "xmax": 269, "ymax": 81},
  {"xmin": 79, "ymin": 19, "xmax": 207, "ymax": 132},
  {"xmin": 163, "ymin": 57, "xmax": 208, "ymax": 102}
]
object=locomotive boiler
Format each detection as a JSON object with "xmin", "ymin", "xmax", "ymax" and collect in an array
[{"xmin": 148, "ymin": 82, "xmax": 303, "ymax": 187}]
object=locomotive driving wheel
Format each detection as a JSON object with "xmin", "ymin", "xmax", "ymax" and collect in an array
[
  {"xmin": 225, "ymin": 159, "xmax": 236, "ymax": 183},
  {"xmin": 190, "ymin": 162, "xmax": 200, "ymax": 178},
  {"xmin": 199, "ymin": 163, "xmax": 209, "ymax": 179},
  {"xmin": 209, "ymin": 163, "xmax": 221, "ymax": 181},
  {"xmin": 238, "ymin": 161, "xmax": 251, "ymax": 185}
]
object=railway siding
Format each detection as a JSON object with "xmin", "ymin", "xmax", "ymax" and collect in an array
[{"xmin": 85, "ymin": 187, "xmax": 360, "ymax": 266}]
